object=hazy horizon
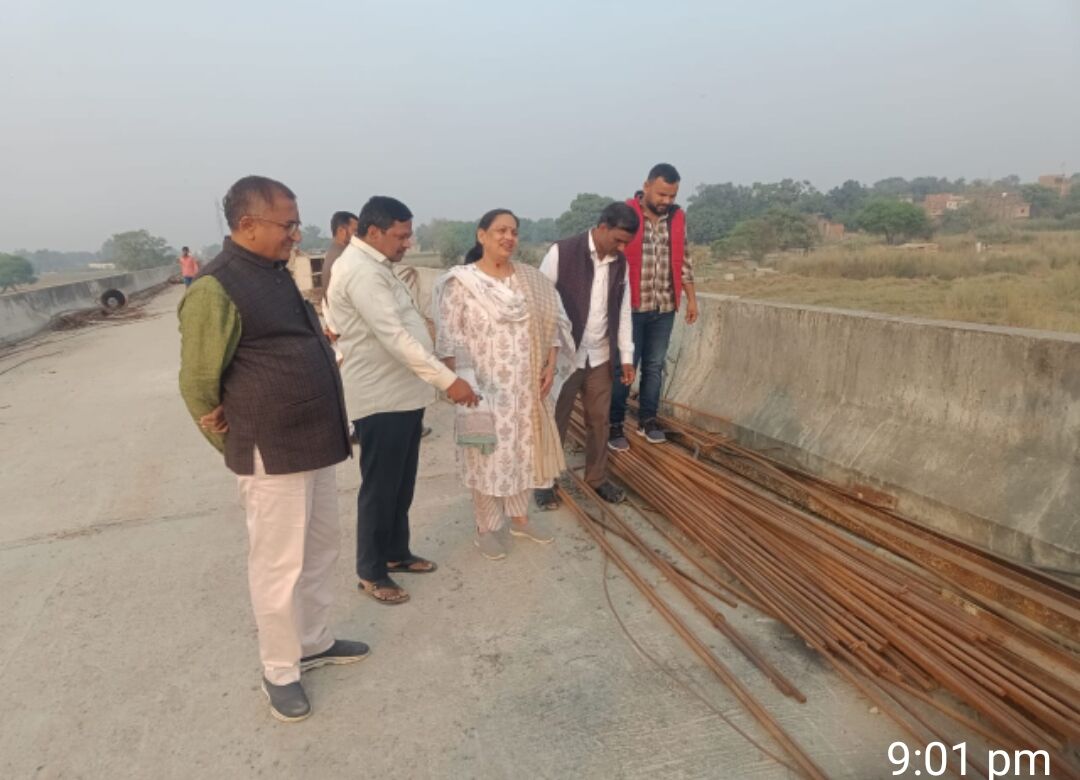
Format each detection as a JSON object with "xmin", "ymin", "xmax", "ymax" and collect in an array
[{"xmin": 2, "ymin": 0, "xmax": 1078, "ymax": 253}]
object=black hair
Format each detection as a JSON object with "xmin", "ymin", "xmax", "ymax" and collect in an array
[
  {"xmin": 357, "ymin": 196, "xmax": 413, "ymax": 236},
  {"xmin": 330, "ymin": 211, "xmax": 357, "ymax": 235},
  {"xmin": 464, "ymin": 208, "xmax": 519, "ymax": 264},
  {"xmin": 222, "ymin": 175, "xmax": 296, "ymax": 231},
  {"xmin": 597, "ymin": 202, "xmax": 640, "ymax": 234},
  {"xmin": 646, "ymin": 163, "xmax": 681, "ymax": 184},
  {"xmin": 181, "ymin": 246, "xmax": 189, "ymax": 253}
]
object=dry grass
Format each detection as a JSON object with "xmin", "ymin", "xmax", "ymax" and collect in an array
[{"xmin": 698, "ymin": 230, "xmax": 1080, "ymax": 333}]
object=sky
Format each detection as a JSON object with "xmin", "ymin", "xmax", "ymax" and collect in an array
[{"xmin": 1, "ymin": 0, "xmax": 1078, "ymax": 252}]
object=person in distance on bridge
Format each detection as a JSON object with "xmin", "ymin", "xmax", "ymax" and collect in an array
[
  {"xmin": 178, "ymin": 175, "xmax": 368, "ymax": 723},
  {"xmin": 178, "ymin": 246, "xmax": 200, "ymax": 287}
]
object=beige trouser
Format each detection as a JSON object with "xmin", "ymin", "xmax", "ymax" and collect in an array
[
  {"xmin": 236, "ymin": 449, "xmax": 338, "ymax": 685},
  {"xmin": 472, "ymin": 488, "xmax": 530, "ymax": 533}
]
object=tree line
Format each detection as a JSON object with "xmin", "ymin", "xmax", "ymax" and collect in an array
[{"xmin": 7, "ymin": 173, "xmax": 1079, "ymax": 285}]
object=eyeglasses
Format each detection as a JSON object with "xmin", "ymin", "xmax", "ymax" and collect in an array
[{"xmin": 247, "ymin": 216, "xmax": 303, "ymax": 235}]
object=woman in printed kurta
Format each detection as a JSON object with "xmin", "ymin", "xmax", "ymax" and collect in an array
[{"xmin": 434, "ymin": 209, "xmax": 573, "ymax": 560}]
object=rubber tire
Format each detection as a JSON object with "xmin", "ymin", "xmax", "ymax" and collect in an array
[{"xmin": 100, "ymin": 289, "xmax": 126, "ymax": 309}]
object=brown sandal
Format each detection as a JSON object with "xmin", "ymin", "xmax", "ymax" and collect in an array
[
  {"xmin": 358, "ymin": 576, "xmax": 410, "ymax": 605},
  {"xmin": 386, "ymin": 555, "xmax": 438, "ymax": 574}
]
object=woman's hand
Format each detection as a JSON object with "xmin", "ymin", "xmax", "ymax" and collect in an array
[{"xmin": 539, "ymin": 363, "xmax": 555, "ymax": 399}]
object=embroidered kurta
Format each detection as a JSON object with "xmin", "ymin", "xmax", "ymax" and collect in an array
[{"xmin": 436, "ymin": 266, "xmax": 554, "ymax": 497}]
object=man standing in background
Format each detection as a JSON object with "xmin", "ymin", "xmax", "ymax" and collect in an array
[
  {"xmin": 178, "ymin": 246, "xmax": 199, "ymax": 287},
  {"xmin": 608, "ymin": 163, "xmax": 699, "ymax": 450},
  {"xmin": 322, "ymin": 210, "xmax": 358, "ymax": 299},
  {"xmin": 178, "ymin": 176, "xmax": 368, "ymax": 723}
]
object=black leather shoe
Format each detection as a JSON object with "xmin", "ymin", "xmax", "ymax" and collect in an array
[
  {"xmin": 262, "ymin": 678, "xmax": 311, "ymax": 722},
  {"xmin": 300, "ymin": 639, "xmax": 371, "ymax": 671}
]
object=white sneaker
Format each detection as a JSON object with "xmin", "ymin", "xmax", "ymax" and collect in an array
[
  {"xmin": 509, "ymin": 518, "xmax": 554, "ymax": 544},
  {"xmin": 474, "ymin": 531, "xmax": 507, "ymax": 560}
]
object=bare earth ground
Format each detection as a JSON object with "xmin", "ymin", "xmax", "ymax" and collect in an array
[{"xmin": 0, "ymin": 287, "xmax": 910, "ymax": 779}]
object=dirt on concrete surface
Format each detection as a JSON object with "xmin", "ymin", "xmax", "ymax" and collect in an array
[{"xmin": 0, "ymin": 286, "xmax": 910, "ymax": 779}]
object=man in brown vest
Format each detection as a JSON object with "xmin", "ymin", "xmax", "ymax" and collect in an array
[
  {"xmin": 534, "ymin": 202, "xmax": 639, "ymax": 508},
  {"xmin": 178, "ymin": 175, "xmax": 368, "ymax": 723}
]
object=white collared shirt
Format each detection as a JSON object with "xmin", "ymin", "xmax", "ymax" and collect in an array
[
  {"xmin": 539, "ymin": 232, "xmax": 634, "ymax": 370},
  {"xmin": 326, "ymin": 237, "xmax": 458, "ymax": 420}
]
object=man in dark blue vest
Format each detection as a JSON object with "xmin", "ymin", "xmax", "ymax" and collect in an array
[
  {"xmin": 179, "ymin": 175, "xmax": 368, "ymax": 723},
  {"xmin": 535, "ymin": 202, "xmax": 638, "ymax": 508}
]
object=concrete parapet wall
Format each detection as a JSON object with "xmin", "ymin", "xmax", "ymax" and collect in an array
[
  {"xmin": 0, "ymin": 265, "xmax": 175, "ymax": 346},
  {"xmin": 665, "ymin": 294, "xmax": 1080, "ymax": 573},
  {"xmin": 417, "ymin": 269, "xmax": 1077, "ymax": 571}
]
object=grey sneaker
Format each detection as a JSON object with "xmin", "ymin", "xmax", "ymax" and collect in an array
[
  {"xmin": 475, "ymin": 531, "xmax": 507, "ymax": 560},
  {"xmin": 636, "ymin": 419, "xmax": 667, "ymax": 444},
  {"xmin": 594, "ymin": 481, "xmax": 626, "ymax": 504},
  {"xmin": 534, "ymin": 488, "xmax": 558, "ymax": 511},
  {"xmin": 607, "ymin": 424, "xmax": 630, "ymax": 452},
  {"xmin": 509, "ymin": 517, "xmax": 554, "ymax": 544},
  {"xmin": 300, "ymin": 639, "xmax": 371, "ymax": 671},
  {"xmin": 262, "ymin": 678, "xmax": 311, "ymax": 722}
]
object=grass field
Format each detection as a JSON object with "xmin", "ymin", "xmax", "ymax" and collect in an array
[
  {"xmin": 1, "ymin": 269, "xmax": 120, "ymax": 296},
  {"xmin": 697, "ymin": 230, "xmax": 1080, "ymax": 333}
]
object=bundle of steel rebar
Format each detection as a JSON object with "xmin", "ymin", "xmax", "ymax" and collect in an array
[{"xmin": 564, "ymin": 406, "xmax": 1080, "ymax": 779}]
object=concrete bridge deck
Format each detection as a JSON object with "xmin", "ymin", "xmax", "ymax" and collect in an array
[{"xmin": 0, "ymin": 287, "xmax": 908, "ymax": 779}]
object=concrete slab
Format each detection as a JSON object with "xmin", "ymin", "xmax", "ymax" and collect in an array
[{"xmin": 0, "ymin": 288, "xmax": 912, "ymax": 779}]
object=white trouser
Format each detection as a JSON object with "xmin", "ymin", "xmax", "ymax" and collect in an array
[
  {"xmin": 236, "ymin": 449, "xmax": 339, "ymax": 685},
  {"xmin": 472, "ymin": 488, "xmax": 530, "ymax": 534}
]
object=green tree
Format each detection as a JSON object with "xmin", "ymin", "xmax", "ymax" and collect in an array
[
  {"xmin": 428, "ymin": 220, "xmax": 476, "ymax": 266},
  {"xmin": 871, "ymin": 177, "xmax": 911, "ymax": 198},
  {"xmin": 1020, "ymin": 184, "xmax": 1063, "ymax": 219},
  {"xmin": 687, "ymin": 182, "xmax": 756, "ymax": 243},
  {"xmin": 720, "ymin": 218, "xmax": 774, "ymax": 262},
  {"xmin": 519, "ymin": 217, "xmax": 559, "ymax": 244},
  {"xmin": 13, "ymin": 249, "xmax": 97, "ymax": 273},
  {"xmin": 0, "ymin": 254, "xmax": 37, "ymax": 292},
  {"xmin": 415, "ymin": 222, "xmax": 436, "ymax": 252},
  {"xmin": 100, "ymin": 230, "xmax": 174, "ymax": 271},
  {"xmin": 853, "ymin": 200, "xmax": 931, "ymax": 244},
  {"xmin": 713, "ymin": 208, "xmax": 818, "ymax": 262},
  {"xmin": 300, "ymin": 225, "xmax": 329, "ymax": 252},
  {"xmin": 824, "ymin": 179, "xmax": 869, "ymax": 222},
  {"xmin": 909, "ymin": 176, "xmax": 959, "ymax": 201},
  {"xmin": 556, "ymin": 193, "xmax": 615, "ymax": 236},
  {"xmin": 938, "ymin": 201, "xmax": 994, "ymax": 234},
  {"xmin": 687, "ymin": 180, "xmax": 826, "ymax": 244},
  {"xmin": 1060, "ymin": 184, "xmax": 1080, "ymax": 217}
]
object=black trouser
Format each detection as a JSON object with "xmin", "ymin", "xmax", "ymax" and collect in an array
[{"xmin": 354, "ymin": 408, "xmax": 424, "ymax": 582}]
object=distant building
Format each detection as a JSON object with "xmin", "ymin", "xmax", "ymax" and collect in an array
[
  {"xmin": 974, "ymin": 192, "xmax": 1031, "ymax": 220},
  {"xmin": 87, "ymin": 262, "xmax": 117, "ymax": 270},
  {"xmin": 287, "ymin": 249, "xmax": 327, "ymax": 310},
  {"xmin": 814, "ymin": 216, "xmax": 845, "ymax": 242},
  {"xmin": 922, "ymin": 193, "xmax": 968, "ymax": 218},
  {"xmin": 1038, "ymin": 174, "xmax": 1071, "ymax": 198}
]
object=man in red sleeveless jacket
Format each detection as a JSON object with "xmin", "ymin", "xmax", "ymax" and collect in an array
[{"xmin": 609, "ymin": 163, "xmax": 699, "ymax": 449}]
